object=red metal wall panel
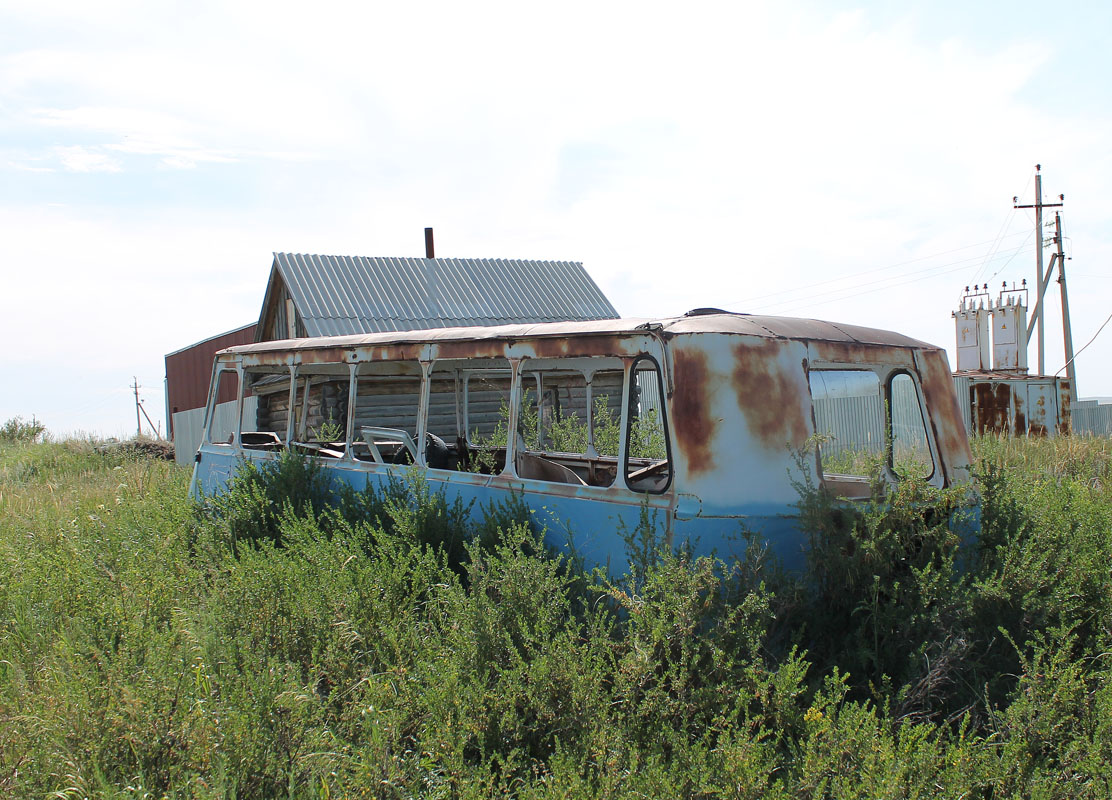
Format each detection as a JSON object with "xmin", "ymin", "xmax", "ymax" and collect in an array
[{"xmin": 166, "ymin": 324, "xmax": 257, "ymax": 438}]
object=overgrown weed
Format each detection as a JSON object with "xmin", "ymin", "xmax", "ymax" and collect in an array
[
  {"xmin": 0, "ymin": 415, "xmax": 46, "ymax": 444},
  {"xmin": 1, "ymin": 433, "xmax": 1111, "ymax": 796}
]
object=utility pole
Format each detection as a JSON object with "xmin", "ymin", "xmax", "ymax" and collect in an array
[
  {"xmin": 1055, "ymin": 211, "xmax": 1078, "ymax": 402},
  {"xmin": 132, "ymin": 376, "xmax": 142, "ymax": 437},
  {"xmin": 137, "ymin": 399, "xmax": 159, "ymax": 439},
  {"xmin": 1014, "ymin": 164, "xmax": 1063, "ymax": 375}
]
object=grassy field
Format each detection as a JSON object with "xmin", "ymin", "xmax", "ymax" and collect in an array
[{"xmin": 1, "ymin": 424, "xmax": 1111, "ymax": 798}]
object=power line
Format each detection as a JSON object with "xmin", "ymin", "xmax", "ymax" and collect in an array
[
  {"xmin": 969, "ymin": 168, "xmax": 1036, "ymax": 285},
  {"xmin": 970, "ymin": 208, "xmax": 1018, "ymax": 285},
  {"xmin": 1056, "ymin": 308, "xmax": 1112, "ymax": 378},
  {"xmin": 746, "ymin": 242, "xmax": 1033, "ymax": 316},
  {"xmin": 722, "ymin": 230, "xmax": 1031, "ymax": 309},
  {"xmin": 983, "ymin": 226, "xmax": 1035, "ymax": 285},
  {"xmin": 750, "ymin": 258, "xmax": 985, "ymax": 317}
]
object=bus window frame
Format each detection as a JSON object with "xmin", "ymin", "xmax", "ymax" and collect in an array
[
  {"xmin": 807, "ymin": 364, "xmax": 940, "ymax": 487},
  {"xmin": 622, "ymin": 354, "xmax": 673, "ymax": 495},
  {"xmin": 885, "ymin": 369, "xmax": 937, "ymax": 482}
]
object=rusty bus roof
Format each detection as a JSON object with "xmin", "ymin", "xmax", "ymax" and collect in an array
[{"xmin": 219, "ymin": 311, "xmax": 939, "ymax": 357}]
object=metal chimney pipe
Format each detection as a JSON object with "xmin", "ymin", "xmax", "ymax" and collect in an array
[{"xmin": 424, "ymin": 227, "xmax": 435, "ymax": 259}]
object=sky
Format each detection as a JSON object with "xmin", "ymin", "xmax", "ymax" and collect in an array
[{"xmin": 2, "ymin": 0, "xmax": 1111, "ymax": 437}]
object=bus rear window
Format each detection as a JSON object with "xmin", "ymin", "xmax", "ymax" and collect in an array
[
  {"xmin": 810, "ymin": 370, "xmax": 883, "ymax": 478},
  {"xmin": 809, "ymin": 369, "xmax": 934, "ymax": 484}
]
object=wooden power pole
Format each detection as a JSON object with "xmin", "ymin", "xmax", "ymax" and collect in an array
[
  {"xmin": 1054, "ymin": 211, "xmax": 1078, "ymax": 401},
  {"xmin": 132, "ymin": 377, "xmax": 142, "ymax": 437},
  {"xmin": 1014, "ymin": 164, "xmax": 1063, "ymax": 375}
]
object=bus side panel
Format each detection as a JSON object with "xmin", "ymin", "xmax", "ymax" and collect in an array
[
  {"xmin": 331, "ymin": 463, "xmax": 674, "ymax": 576},
  {"xmin": 192, "ymin": 448, "xmax": 815, "ymax": 577},
  {"xmin": 668, "ymin": 334, "xmax": 817, "ymax": 516},
  {"xmin": 673, "ymin": 511, "xmax": 810, "ymax": 573},
  {"xmin": 195, "ymin": 452, "xmax": 672, "ymax": 575},
  {"xmin": 190, "ymin": 446, "xmax": 242, "ymax": 500},
  {"xmin": 914, "ymin": 348, "xmax": 974, "ymax": 485}
]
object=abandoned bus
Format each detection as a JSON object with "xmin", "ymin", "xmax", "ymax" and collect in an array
[{"xmin": 189, "ymin": 310, "xmax": 973, "ymax": 573}]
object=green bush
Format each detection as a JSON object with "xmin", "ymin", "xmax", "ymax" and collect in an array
[
  {"xmin": 3, "ymin": 434, "xmax": 1112, "ymax": 797},
  {"xmin": 197, "ymin": 447, "xmax": 334, "ymax": 551},
  {"xmin": 0, "ymin": 415, "xmax": 46, "ymax": 443},
  {"xmin": 786, "ymin": 462, "xmax": 971, "ymax": 720}
]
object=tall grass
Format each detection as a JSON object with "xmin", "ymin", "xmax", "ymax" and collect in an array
[{"xmin": 0, "ymin": 431, "xmax": 1110, "ymax": 797}]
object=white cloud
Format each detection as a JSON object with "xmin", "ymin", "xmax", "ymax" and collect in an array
[
  {"xmin": 158, "ymin": 155, "xmax": 198, "ymax": 170},
  {"xmin": 2, "ymin": 0, "xmax": 1112, "ymax": 436},
  {"xmin": 4, "ymin": 157, "xmax": 53, "ymax": 172},
  {"xmin": 54, "ymin": 144, "xmax": 120, "ymax": 172}
]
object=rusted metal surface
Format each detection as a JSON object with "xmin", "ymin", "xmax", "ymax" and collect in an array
[
  {"xmin": 1015, "ymin": 388, "xmax": 1028, "ymax": 434},
  {"xmin": 972, "ymin": 382, "xmax": 1011, "ymax": 434},
  {"xmin": 670, "ymin": 348, "xmax": 716, "ymax": 478},
  {"xmin": 957, "ymin": 370, "xmax": 1072, "ymax": 437},
  {"xmin": 222, "ymin": 312, "xmax": 936, "ymax": 360},
  {"xmin": 1025, "ymin": 386, "xmax": 1046, "ymax": 436},
  {"xmin": 430, "ymin": 339, "xmax": 526, "ymax": 361},
  {"xmin": 731, "ymin": 339, "xmax": 810, "ymax": 450},
  {"xmin": 1058, "ymin": 380, "xmax": 1072, "ymax": 434},
  {"xmin": 523, "ymin": 334, "xmax": 635, "ymax": 360},
  {"xmin": 915, "ymin": 350, "xmax": 972, "ymax": 481},
  {"xmin": 664, "ymin": 313, "xmax": 935, "ymax": 349},
  {"xmin": 809, "ymin": 339, "xmax": 919, "ymax": 368}
]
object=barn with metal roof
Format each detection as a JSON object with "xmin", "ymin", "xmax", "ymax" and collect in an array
[
  {"xmin": 166, "ymin": 248, "xmax": 619, "ymax": 462},
  {"xmin": 256, "ymin": 253, "xmax": 618, "ymax": 341}
]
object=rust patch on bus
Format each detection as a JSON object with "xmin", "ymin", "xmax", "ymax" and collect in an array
[
  {"xmin": 430, "ymin": 340, "xmax": 509, "ymax": 361},
  {"xmin": 731, "ymin": 340, "xmax": 809, "ymax": 449},
  {"xmin": 671, "ymin": 348, "xmax": 715, "ymax": 477},
  {"xmin": 364, "ymin": 344, "xmax": 420, "ymax": 362},
  {"xmin": 296, "ymin": 346, "xmax": 360, "ymax": 365},
  {"xmin": 916, "ymin": 352, "xmax": 973, "ymax": 475},
  {"xmin": 426, "ymin": 334, "xmax": 632, "ymax": 362},
  {"xmin": 812, "ymin": 340, "xmax": 915, "ymax": 368},
  {"xmin": 529, "ymin": 335, "xmax": 629, "ymax": 359},
  {"xmin": 241, "ymin": 343, "xmax": 425, "ymax": 366}
]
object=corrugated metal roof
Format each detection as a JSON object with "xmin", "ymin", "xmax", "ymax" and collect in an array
[
  {"xmin": 165, "ymin": 322, "xmax": 257, "ymax": 358},
  {"xmin": 265, "ymin": 253, "xmax": 620, "ymax": 338}
]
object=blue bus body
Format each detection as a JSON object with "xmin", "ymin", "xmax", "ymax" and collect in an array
[{"xmin": 190, "ymin": 312, "xmax": 975, "ymax": 574}]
